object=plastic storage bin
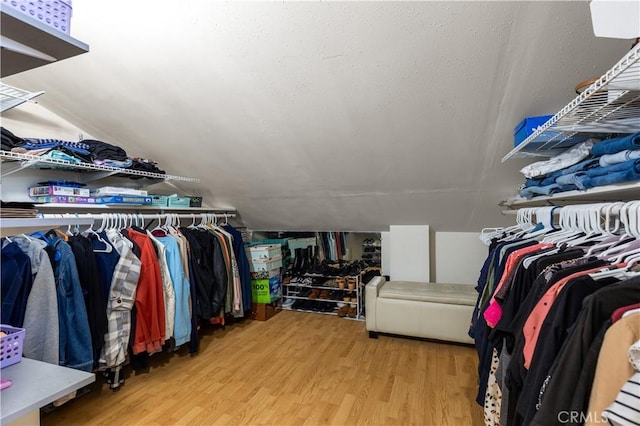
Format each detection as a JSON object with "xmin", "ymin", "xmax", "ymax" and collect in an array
[
  {"xmin": 2, "ymin": 0, "xmax": 73, "ymax": 34},
  {"xmin": 167, "ymin": 196, "xmax": 191, "ymax": 208},
  {"xmin": 0, "ymin": 325, "xmax": 25, "ymax": 369},
  {"xmin": 513, "ymin": 115, "xmax": 553, "ymax": 146},
  {"xmin": 151, "ymin": 195, "xmax": 169, "ymax": 207}
]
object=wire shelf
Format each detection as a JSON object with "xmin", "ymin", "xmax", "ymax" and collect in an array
[
  {"xmin": 502, "ymin": 44, "xmax": 640, "ymax": 162},
  {"xmin": 0, "ymin": 83, "xmax": 44, "ymax": 112},
  {"xmin": 0, "ymin": 150, "xmax": 200, "ymax": 182}
]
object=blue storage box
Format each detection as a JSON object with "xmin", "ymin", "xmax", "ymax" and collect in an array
[
  {"xmin": 514, "ymin": 115, "xmax": 553, "ymax": 146},
  {"xmin": 167, "ymin": 196, "xmax": 190, "ymax": 207},
  {"xmin": 151, "ymin": 195, "xmax": 169, "ymax": 207}
]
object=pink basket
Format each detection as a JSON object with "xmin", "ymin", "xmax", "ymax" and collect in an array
[{"xmin": 0, "ymin": 325, "xmax": 25, "ymax": 369}]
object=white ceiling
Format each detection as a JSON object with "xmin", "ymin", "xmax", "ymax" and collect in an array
[{"xmin": 4, "ymin": 1, "xmax": 632, "ymax": 232}]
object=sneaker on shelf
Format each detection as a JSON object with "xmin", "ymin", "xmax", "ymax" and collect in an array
[{"xmin": 282, "ymin": 298, "xmax": 295, "ymax": 308}]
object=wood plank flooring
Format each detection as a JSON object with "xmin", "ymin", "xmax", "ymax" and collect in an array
[{"xmin": 42, "ymin": 311, "xmax": 483, "ymax": 426}]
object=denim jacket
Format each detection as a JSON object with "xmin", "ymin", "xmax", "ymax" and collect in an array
[{"xmin": 52, "ymin": 237, "xmax": 94, "ymax": 372}]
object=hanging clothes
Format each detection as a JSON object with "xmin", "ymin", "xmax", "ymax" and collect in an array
[
  {"xmin": 50, "ymin": 235, "xmax": 94, "ymax": 372},
  {"xmin": 223, "ymin": 223, "xmax": 253, "ymax": 313},
  {"xmin": 11, "ymin": 236, "xmax": 59, "ymax": 365},
  {"xmin": 180, "ymin": 227, "xmax": 227, "ymax": 322},
  {"xmin": 155, "ymin": 235, "xmax": 192, "ymax": 347},
  {"xmin": 1, "ymin": 241, "xmax": 33, "ymax": 327},
  {"xmin": 88, "ymin": 230, "xmax": 120, "ymax": 302},
  {"xmin": 472, "ymin": 204, "xmax": 640, "ymax": 426},
  {"xmin": 68, "ymin": 235, "xmax": 109, "ymax": 370},
  {"xmin": 102, "ymin": 229, "xmax": 141, "ymax": 369},
  {"xmin": 126, "ymin": 229, "xmax": 166, "ymax": 355},
  {"xmin": 147, "ymin": 231, "xmax": 176, "ymax": 342}
]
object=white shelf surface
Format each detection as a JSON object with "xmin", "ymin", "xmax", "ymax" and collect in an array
[
  {"xmin": 32, "ymin": 204, "xmax": 232, "ymax": 212},
  {"xmin": 0, "ymin": 82, "xmax": 44, "ymax": 112},
  {"xmin": 0, "ymin": 216, "xmax": 94, "ymax": 238},
  {"xmin": 0, "ymin": 150, "xmax": 200, "ymax": 182},
  {"xmin": 502, "ymin": 44, "xmax": 640, "ymax": 162},
  {"xmin": 501, "ymin": 181, "xmax": 640, "ymax": 207},
  {"xmin": 0, "ymin": 358, "xmax": 95, "ymax": 424},
  {"xmin": 1, "ymin": 8, "xmax": 89, "ymax": 77}
]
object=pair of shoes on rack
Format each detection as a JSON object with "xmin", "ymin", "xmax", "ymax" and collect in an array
[{"xmin": 282, "ymin": 298, "xmax": 295, "ymax": 309}]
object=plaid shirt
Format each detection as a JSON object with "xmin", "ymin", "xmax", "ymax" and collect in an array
[{"xmin": 100, "ymin": 231, "xmax": 141, "ymax": 368}]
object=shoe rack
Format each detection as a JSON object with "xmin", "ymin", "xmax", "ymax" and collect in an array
[
  {"xmin": 361, "ymin": 238, "xmax": 381, "ymax": 266},
  {"xmin": 281, "ymin": 274, "xmax": 364, "ymax": 320}
]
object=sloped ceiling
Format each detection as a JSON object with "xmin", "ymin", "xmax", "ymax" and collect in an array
[{"xmin": 3, "ymin": 1, "xmax": 631, "ymax": 232}]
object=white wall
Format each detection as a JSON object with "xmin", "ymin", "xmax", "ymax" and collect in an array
[
  {"xmin": 2, "ymin": 102, "xmax": 95, "ymax": 141},
  {"xmin": 433, "ymin": 232, "xmax": 487, "ymax": 285},
  {"xmin": 388, "ymin": 225, "xmax": 430, "ymax": 282}
]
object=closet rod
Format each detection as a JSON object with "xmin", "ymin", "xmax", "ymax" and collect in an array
[
  {"xmin": 35, "ymin": 212, "xmax": 236, "ymax": 221},
  {"xmin": 501, "ymin": 202, "xmax": 631, "ymax": 217}
]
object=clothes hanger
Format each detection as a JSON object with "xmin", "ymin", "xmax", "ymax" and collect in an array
[
  {"xmin": 151, "ymin": 213, "xmax": 168, "ymax": 236},
  {"xmin": 188, "ymin": 213, "xmax": 197, "ymax": 229},
  {"xmin": 585, "ymin": 203, "xmax": 628, "ymax": 256},
  {"xmin": 599, "ymin": 202, "xmax": 638, "ymax": 259}
]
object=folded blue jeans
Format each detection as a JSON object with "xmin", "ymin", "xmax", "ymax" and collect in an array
[
  {"xmin": 519, "ymin": 183, "xmax": 577, "ymax": 199},
  {"xmin": 523, "ymin": 158, "xmax": 600, "ymax": 188},
  {"xmin": 591, "ymin": 132, "xmax": 640, "ymax": 156},
  {"xmin": 583, "ymin": 160, "xmax": 640, "ymax": 188},
  {"xmin": 585, "ymin": 159, "xmax": 640, "ymax": 178},
  {"xmin": 555, "ymin": 172, "xmax": 588, "ymax": 190}
]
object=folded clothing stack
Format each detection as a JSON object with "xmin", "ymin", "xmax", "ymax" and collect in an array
[
  {"xmin": 1, "ymin": 127, "xmax": 166, "ymax": 178},
  {"xmin": 518, "ymin": 133, "xmax": 640, "ymax": 199}
]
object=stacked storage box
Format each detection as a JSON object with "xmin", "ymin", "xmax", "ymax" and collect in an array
[{"xmin": 246, "ymin": 244, "xmax": 283, "ymax": 320}]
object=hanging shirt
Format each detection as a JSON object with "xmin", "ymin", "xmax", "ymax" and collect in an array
[
  {"xmin": 12, "ymin": 236, "xmax": 59, "ymax": 365},
  {"xmin": 156, "ymin": 235, "xmax": 191, "ymax": 347},
  {"xmin": 1, "ymin": 241, "xmax": 33, "ymax": 327},
  {"xmin": 147, "ymin": 231, "xmax": 176, "ymax": 342},
  {"xmin": 126, "ymin": 229, "xmax": 166, "ymax": 355},
  {"xmin": 88, "ymin": 231, "xmax": 120, "ymax": 301},
  {"xmin": 51, "ymin": 237, "xmax": 94, "ymax": 372},
  {"xmin": 69, "ymin": 235, "xmax": 109, "ymax": 370},
  {"xmin": 223, "ymin": 224, "xmax": 253, "ymax": 312},
  {"xmin": 102, "ymin": 230, "xmax": 141, "ymax": 368}
]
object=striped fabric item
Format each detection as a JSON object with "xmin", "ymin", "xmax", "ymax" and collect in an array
[
  {"xmin": 602, "ymin": 373, "xmax": 640, "ymax": 426},
  {"xmin": 24, "ymin": 138, "xmax": 90, "ymax": 150}
]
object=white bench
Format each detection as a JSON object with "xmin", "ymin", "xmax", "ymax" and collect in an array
[{"xmin": 365, "ymin": 277, "xmax": 476, "ymax": 344}]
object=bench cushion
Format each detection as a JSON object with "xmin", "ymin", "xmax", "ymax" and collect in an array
[{"xmin": 378, "ymin": 281, "xmax": 476, "ymax": 306}]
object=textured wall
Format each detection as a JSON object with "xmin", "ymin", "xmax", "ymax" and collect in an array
[{"xmin": 4, "ymin": 1, "xmax": 631, "ymax": 231}]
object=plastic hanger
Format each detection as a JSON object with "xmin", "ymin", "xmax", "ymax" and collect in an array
[{"xmin": 151, "ymin": 214, "xmax": 168, "ymax": 236}]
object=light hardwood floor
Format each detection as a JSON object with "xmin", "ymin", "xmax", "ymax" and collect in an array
[{"xmin": 42, "ymin": 311, "xmax": 483, "ymax": 426}]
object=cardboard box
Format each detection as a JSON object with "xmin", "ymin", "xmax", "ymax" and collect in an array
[
  {"xmin": 251, "ymin": 275, "xmax": 282, "ymax": 303},
  {"xmin": 94, "ymin": 195, "xmax": 153, "ymax": 205},
  {"xmin": 30, "ymin": 195, "xmax": 95, "ymax": 204},
  {"xmin": 251, "ymin": 301, "xmax": 281, "ymax": 321},
  {"xmin": 29, "ymin": 185, "xmax": 90, "ymax": 197},
  {"xmin": 247, "ymin": 244, "xmax": 282, "ymax": 261},
  {"xmin": 249, "ymin": 256, "xmax": 283, "ymax": 277}
]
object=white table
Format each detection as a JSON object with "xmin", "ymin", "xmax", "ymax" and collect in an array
[{"xmin": 0, "ymin": 358, "xmax": 95, "ymax": 425}]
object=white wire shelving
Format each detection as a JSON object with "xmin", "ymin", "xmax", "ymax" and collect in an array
[
  {"xmin": 0, "ymin": 150, "xmax": 200, "ymax": 183},
  {"xmin": 500, "ymin": 181, "xmax": 640, "ymax": 207},
  {"xmin": 502, "ymin": 43, "xmax": 640, "ymax": 162},
  {"xmin": 0, "ymin": 211, "xmax": 237, "ymax": 238},
  {"xmin": 0, "ymin": 83, "xmax": 44, "ymax": 112}
]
